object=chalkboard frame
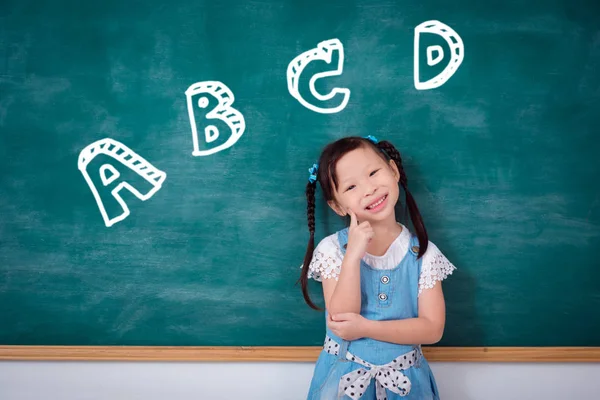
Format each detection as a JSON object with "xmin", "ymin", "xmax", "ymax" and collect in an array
[{"xmin": 1, "ymin": 346, "xmax": 599, "ymax": 362}]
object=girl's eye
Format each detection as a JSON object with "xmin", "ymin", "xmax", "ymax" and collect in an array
[
  {"xmin": 370, "ymin": 169, "xmax": 380, "ymax": 176},
  {"xmin": 344, "ymin": 185, "xmax": 355, "ymax": 192}
]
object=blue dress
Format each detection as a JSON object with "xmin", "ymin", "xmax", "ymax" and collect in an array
[{"xmin": 307, "ymin": 227, "xmax": 444, "ymax": 400}]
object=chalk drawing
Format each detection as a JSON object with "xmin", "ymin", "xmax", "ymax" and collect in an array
[
  {"xmin": 414, "ymin": 21, "xmax": 464, "ymax": 90},
  {"xmin": 287, "ymin": 39, "xmax": 350, "ymax": 113},
  {"xmin": 78, "ymin": 138, "xmax": 166, "ymax": 227},
  {"xmin": 185, "ymin": 81, "xmax": 245, "ymax": 156}
]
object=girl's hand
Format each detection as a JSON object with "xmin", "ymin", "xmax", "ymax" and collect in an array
[
  {"xmin": 327, "ymin": 312, "xmax": 369, "ymax": 341},
  {"xmin": 345, "ymin": 209, "xmax": 374, "ymax": 261}
]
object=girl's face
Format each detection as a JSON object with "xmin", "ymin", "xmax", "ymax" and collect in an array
[{"xmin": 328, "ymin": 146, "xmax": 400, "ymax": 224}]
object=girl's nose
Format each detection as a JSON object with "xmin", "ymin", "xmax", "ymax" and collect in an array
[{"xmin": 363, "ymin": 184, "xmax": 376, "ymax": 197}]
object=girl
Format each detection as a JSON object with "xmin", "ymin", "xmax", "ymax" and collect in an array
[{"xmin": 299, "ymin": 135, "xmax": 456, "ymax": 400}]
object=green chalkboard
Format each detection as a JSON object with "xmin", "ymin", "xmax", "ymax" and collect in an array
[{"xmin": 1, "ymin": 0, "xmax": 599, "ymax": 347}]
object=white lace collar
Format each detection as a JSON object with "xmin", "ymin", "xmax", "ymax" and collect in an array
[{"xmin": 361, "ymin": 224, "xmax": 411, "ymax": 269}]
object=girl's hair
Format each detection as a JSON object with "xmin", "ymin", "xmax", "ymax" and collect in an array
[{"xmin": 299, "ymin": 136, "xmax": 428, "ymax": 310}]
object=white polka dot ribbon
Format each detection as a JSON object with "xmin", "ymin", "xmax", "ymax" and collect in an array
[{"xmin": 323, "ymin": 335, "xmax": 420, "ymax": 399}]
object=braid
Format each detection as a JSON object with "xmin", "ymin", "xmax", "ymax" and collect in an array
[
  {"xmin": 307, "ymin": 182, "xmax": 316, "ymax": 235},
  {"xmin": 377, "ymin": 141, "xmax": 408, "ymax": 186},
  {"xmin": 376, "ymin": 140, "xmax": 429, "ymax": 258},
  {"xmin": 298, "ymin": 181, "xmax": 321, "ymax": 310}
]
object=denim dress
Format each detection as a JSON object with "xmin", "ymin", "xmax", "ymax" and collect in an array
[{"xmin": 307, "ymin": 227, "xmax": 441, "ymax": 400}]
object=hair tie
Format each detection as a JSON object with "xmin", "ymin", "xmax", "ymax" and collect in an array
[
  {"xmin": 363, "ymin": 135, "xmax": 379, "ymax": 144},
  {"xmin": 308, "ymin": 163, "xmax": 319, "ymax": 184}
]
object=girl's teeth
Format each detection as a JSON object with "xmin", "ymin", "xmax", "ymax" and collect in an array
[{"xmin": 367, "ymin": 195, "xmax": 386, "ymax": 209}]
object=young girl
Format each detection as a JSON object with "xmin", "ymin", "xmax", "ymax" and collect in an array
[{"xmin": 299, "ymin": 135, "xmax": 456, "ymax": 400}]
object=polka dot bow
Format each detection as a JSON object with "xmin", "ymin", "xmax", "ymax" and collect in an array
[
  {"xmin": 337, "ymin": 349, "xmax": 419, "ymax": 399},
  {"xmin": 338, "ymin": 365, "xmax": 411, "ymax": 399}
]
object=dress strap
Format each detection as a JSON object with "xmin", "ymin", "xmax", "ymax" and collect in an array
[
  {"xmin": 336, "ymin": 228, "xmax": 350, "ymax": 256},
  {"xmin": 407, "ymin": 233, "xmax": 424, "ymax": 282},
  {"xmin": 408, "ymin": 234, "xmax": 421, "ymax": 256}
]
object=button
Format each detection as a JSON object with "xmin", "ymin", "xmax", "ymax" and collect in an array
[
  {"xmin": 412, "ymin": 245, "xmax": 420, "ymax": 253},
  {"xmin": 381, "ymin": 275, "xmax": 390, "ymax": 284},
  {"xmin": 378, "ymin": 293, "xmax": 388, "ymax": 301}
]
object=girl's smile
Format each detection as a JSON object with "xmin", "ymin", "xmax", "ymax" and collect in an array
[{"xmin": 365, "ymin": 194, "xmax": 388, "ymax": 212}]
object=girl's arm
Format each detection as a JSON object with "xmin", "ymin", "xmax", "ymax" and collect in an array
[
  {"xmin": 323, "ymin": 210, "xmax": 373, "ymax": 316},
  {"xmin": 363, "ymin": 282, "xmax": 446, "ymax": 345},
  {"xmin": 322, "ymin": 253, "xmax": 362, "ymax": 315}
]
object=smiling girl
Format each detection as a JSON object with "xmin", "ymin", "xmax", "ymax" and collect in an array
[{"xmin": 299, "ymin": 135, "xmax": 456, "ymax": 400}]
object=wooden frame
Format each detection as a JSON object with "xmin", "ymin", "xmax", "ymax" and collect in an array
[{"xmin": 1, "ymin": 346, "xmax": 598, "ymax": 362}]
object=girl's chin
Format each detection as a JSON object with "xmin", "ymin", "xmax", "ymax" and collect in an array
[{"xmin": 358, "ymin": 210, "xmax": 397, "ymax": 224}]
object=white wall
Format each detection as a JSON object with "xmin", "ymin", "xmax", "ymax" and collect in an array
[{"xmin": 1, "ymin": 362, "xmax": 599, "ymax": 399}]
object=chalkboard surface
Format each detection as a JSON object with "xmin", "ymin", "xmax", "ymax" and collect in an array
[{"xmin": 1, "ymin": 0, "xmax": 599, "ymax": 347}]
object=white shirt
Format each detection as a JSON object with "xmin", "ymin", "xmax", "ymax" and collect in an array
[{"xmin": 307, "ymin": 224, "xmax": 456, "ymax": 296}]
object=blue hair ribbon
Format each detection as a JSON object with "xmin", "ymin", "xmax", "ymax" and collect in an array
[
  {"xmin": 364, "ymin": 135, "xmax": 379, "ymax": 144},
  {"xmin": 308, "ymin": 163, "xmax": 319, "ymax": 184}
]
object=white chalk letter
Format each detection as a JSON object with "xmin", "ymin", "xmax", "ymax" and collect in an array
[
  {"xmin": 78, "ymin": 138, "xmax": 167, "ymax": 227},
  {"xmin": 414, "ymin": 20, "xmax": 464, "ymax": 90},
  {"xmin": 185, "ymin": 81, "xmax": 245, "ymax": 156},
  {"xmin": 287, "ymin": 38, "xmax": 350, "ymax": 114}
]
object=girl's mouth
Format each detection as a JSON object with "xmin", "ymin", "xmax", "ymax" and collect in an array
[{"xmin": 366, "ymin": 194, "xmax": 388, "ymax": 211}]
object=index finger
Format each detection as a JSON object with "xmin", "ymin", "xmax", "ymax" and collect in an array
[{"xmin": 347, "ymin": 208, "xmax": 358, "ymax": 226}]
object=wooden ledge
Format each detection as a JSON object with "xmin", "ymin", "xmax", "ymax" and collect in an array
[{"xmin": 1, "ymin": 346, "xmax": 599, "ymax": 362}]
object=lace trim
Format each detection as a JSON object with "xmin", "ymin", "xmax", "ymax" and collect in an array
[
  {"xmin": 418, "ymin": 251, "xmax": 456, "ymax": 295},
  {"xmin": 307, "ymin": 244, "xmax": 343, "ymax": 281},
  {"xmin": 362, "ymin": 225, "xmax": 409, "ymax": 269},
  {"xmin": 305, "ymin": 233, "xmax": 457, "ymax": 291}
]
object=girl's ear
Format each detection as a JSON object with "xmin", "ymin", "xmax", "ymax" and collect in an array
[
  {"xmin": 327, "ymin": 200, "xmax": 347, "ymax": 217},
  {"xmin": 389, "ymin": 159, "xmax": 400, "ymax": 183}
]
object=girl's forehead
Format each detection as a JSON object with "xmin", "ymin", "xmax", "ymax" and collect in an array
[
  {"xmin": 335, "ymin": 147, "xmax": 383, "ymax": 176},
  {"xmin": 338, "ymin": 146, "xmax": 381, "ymax": 165}
]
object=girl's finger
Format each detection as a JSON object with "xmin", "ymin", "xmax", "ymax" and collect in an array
[
  {"xmin": 358, "ymin": 221, "xmax": 371, "ymax": 230},
  {"xmin": 347, "ymin": 208, "xmax": 358, "ymax": 227}
]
